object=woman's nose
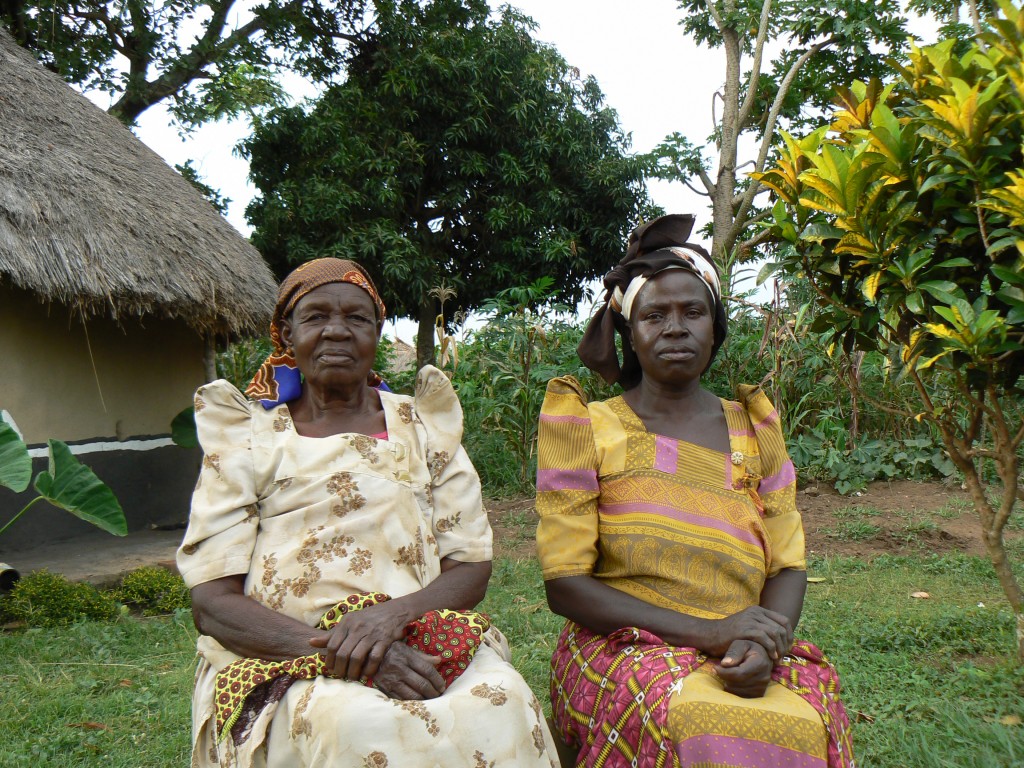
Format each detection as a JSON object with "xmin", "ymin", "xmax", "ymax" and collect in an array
[
  {"xmin": 322, "ymin": 319, "xmax": 351, "ymax": 338},
  {"xmin": 664, "ymin": 313, "xmax": 688, "ymax": 335}
]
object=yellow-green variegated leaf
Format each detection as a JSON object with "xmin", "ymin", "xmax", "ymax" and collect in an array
[
  {"xmin": 922, "ymin": 322, "xmax": 964, "ymax": 342},
  {"xmin": 863, "ymin": 271, "xmax": 884, "ymax": 302},
  {"xmin": 915, "ymin": 350, "xmax": 951, "ymax": 370}
]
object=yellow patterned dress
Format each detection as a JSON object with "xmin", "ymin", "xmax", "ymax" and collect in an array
[
  {"xmin": 177, "ymin": 366, "xmax": 559, "ymax": 768},
  {"xmin": 536, "ymin": 376, "xmax": 854, "ymax": 768}
]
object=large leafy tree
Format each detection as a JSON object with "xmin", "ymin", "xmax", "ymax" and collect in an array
[
  {"xmin": 0, "ymin": 0, "xmax": 366, "ymax": 126},
  {"xmin": 754, "ymin": 2, "xmax": 1024, "ymax": 658},
  {"xmin": 242, "ymin": 0, "xmax": 655, "ymax": 366},
  {"xmin": 647, "ymin": 0, "xmax": 917, "ymax": 275}
]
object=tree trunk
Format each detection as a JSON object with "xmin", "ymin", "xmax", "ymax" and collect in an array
[
  {"xmin": 415, "ymin": 297, "xmax": 437, "ymax": 369},
  {"xmin": 712, "ymin": 25, "xmax": 743, "ymax": 266},
  {"xmin": 937, "ymin": 411, "xmax": 1024, "ymax": 662}
]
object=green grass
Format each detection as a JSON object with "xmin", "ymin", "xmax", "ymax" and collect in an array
[
  {"xmin": 1, "ymin": 554, "xmax": 1023, "ymax": 767},
  {"xmin": 0, "ymin": 612, "xmax": 196, "ymax": 766}
]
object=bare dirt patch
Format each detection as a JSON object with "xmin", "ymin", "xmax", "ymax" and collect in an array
[{"xmin": 487, "ymin": 479, "xmax": 1019, "ymax": 562}]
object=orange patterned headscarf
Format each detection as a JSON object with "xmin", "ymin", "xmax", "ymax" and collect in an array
[{"xmin": 245, "ymin": 258, "xmax": 387, "ymax": 407}]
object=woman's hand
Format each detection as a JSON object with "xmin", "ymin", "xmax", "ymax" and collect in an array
[
  {"xmin": 309, "ymin": 600, "xmax": 413, "ymax": 681},
  {"xmin": 710, "ymin": 606, "xmax": 793, "ymax": 661},
  {"xmin": 372, "ymin": 643, "xmax": 446, "ymax": 701},
  {"xmin": 715, "ymin": 639, "xmax": 773, "ymax": 698}
]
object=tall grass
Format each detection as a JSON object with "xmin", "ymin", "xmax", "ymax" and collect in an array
[{"xmin": 1, "ymin": 553, "xmax": 1020, "ymax": 766}]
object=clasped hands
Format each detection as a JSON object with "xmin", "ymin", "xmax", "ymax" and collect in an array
[
  {"xmin": 307, "ymin": 600, "xmax": 446, "ymax": 701},
  {"xmin": 708, "ymin": 606, "xmax": 794, "ymax": 699}
]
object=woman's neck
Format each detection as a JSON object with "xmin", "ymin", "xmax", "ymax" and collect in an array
[
  {"xmin": 287, "ymin": 384, "xmax": 385, "ymax": 438},
  {"xmin": 622, "ymin": 380, "xmax": 729, "ymax": 451}
]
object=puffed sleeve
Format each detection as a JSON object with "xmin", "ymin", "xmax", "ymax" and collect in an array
[
  {"xmin": 415, "ymin": 365, "xmax": 492, "ymax": 563},
  {"xmin": 535, "ymin": 376, "xmax": 601, "ymax": 581},
  {"xmin": 176, "ymin": 379, "xmax": 261, "ymax": 588},
  {"xmin": 736, "ymin": 385, "xmax": 806, "ymax": 575}
]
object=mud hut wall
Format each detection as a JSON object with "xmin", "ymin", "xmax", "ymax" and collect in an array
[{"xmin": 1, "ymin": 286, "xmax": 205, "ymax": 443}]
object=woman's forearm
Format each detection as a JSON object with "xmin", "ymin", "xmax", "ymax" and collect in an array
[
  {"xmin": 759, "ymin": 567, "xmax": 806, "ymax": 631},
  {"xmin": 192, "ymin": 560, "xmax": 490, "ymax": 662},
  {"xmin": 191, "ymin": 575, "xmax": 327, "ymax": 661},
  {"xmin": 545, "ymin": 575, "xmax": 718, "ymax": 650},
  {"xmin": 382, "ymin": 559, "xmax": 491, "ymax": 625}
]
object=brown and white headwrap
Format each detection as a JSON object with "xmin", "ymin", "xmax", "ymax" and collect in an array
[
  {"xmin": 245, "ymin": 258, "xmax": 387, "ymax": 407},
  {"xmin": 577, "ymin": 214, "xmax": 728, "ymax": 388}
]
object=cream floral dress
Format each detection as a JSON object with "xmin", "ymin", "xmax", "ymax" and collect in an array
[{"xmin": 177, "ymin": 366, "xmax": 558, "ymax": 768}]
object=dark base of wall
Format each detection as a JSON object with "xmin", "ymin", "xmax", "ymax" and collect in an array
[{"xmin": 0, "ymin": 445, "xmax": 200, "ymax": 555}]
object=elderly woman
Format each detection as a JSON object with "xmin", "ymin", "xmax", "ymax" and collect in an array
[
  {"xmin": 535, "ymin": 215, "xmax": 854, "ymax": 768},
  {"xmin": 178, "ymin": 258, "xmax": 558, "ymax": 767}
]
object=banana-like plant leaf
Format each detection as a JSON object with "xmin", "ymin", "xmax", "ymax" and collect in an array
[
  {"xmin": 33, "ymin": 440, "xmax": 127, "ymax": 536},
  {"xmin": 171, "ymin": 407, "xmax": 199, "ymax": 449},
  {"xmin": 0, "ymin": 420, "xmax": 31, "ymax": 493}
]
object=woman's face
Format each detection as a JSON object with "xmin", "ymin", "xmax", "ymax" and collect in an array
[
  {"xmin": 280, "ymin": 282, "xmax": 381, "ymax": 392},
  {"xmin": 627, "ymin": 269, "xmax": 715, "ymax": 387}
]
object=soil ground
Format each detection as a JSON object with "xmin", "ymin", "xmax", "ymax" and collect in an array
[{"xmin": 0, "ymin": 480, "xmax": 1016, "ymax": 585}]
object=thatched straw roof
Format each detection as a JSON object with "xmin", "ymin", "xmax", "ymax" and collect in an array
[{"xmin": 0, "ymin": 30, "xmax": 276, "ymax": 336}]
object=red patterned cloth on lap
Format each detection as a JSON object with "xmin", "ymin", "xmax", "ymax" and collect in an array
[{"xmin": 215, "ymin": 592, "xmax": 490, "ymax": 743}]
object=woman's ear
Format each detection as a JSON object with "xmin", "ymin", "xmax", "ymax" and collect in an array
[{"xmin": 279, "ymin": 319, "xmax": 293, "ymax": 351}]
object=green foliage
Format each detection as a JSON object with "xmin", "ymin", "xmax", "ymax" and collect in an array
[
  {"xmin": 0, "ymin": 420, "xmax": 126, "ymax": 538},
  {"xmin": 170, "ymin": 406, "xmax": 198, "ymax": 450},
  {"xmin": 1, "ymin": 0, "xmax": 366, "ymax": 127},
  {"xmin": 0, "ymin": 416, "xmax": 31, "ymax": 492},
  {"xmin": 243, "ymin": 0, "xmax": 656, "ymax": 365},
  {"xmin": 113, "ymin": 567, "xmax": 190, "ymax": 617},
  {"xmin": 643, "ymin": 0, "xmax": 923, "ymax": 269},
  {"xmin": 1, "ymin": 570, "xmax": 118, "ymax": 626},
  {"xmin": 216, "ymin": 336, "xmax": 274, "ymax": 392},
  {"xmin": 755, "ymin": 6, "xmax": 1024, "ymax": 653},
  {"xmin": 453, "ymin": 284, "xmax": 618, "ymax": 495}
]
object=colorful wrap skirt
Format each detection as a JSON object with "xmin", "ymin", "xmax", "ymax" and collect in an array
[{"xmin": 549, "ymin": 622, "xmax": 855, "ymax": 768}]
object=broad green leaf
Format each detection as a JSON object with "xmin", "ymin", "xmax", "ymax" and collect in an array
[
  {"xmin": 918, "ymin": 172, "xmax": 961, "ymax": 195},
  {"xmin": 992, "ymin": 264, "xmax": 1024, "ymax": 285},
  {"xmin": 936, "ymin": 257, "xmax": 974, "ymax": 268},
  {"xmin": 756, "ymin": 261, "xmax": 782, "ymax": 286},
  {"xmin": 33, "ymin": 441, "xmax": 127, "ymax": 536},
  {"xmin": 0, "ymin": 420, "xmax": 32, "ymax": 493},
  {"xmin": 171, "ymin": 407, "xmax": 199, "ymax": 449},
  {"xmin": 918, "ymin": 281, "xmax": 962, "ymax": 304},
  {"xmin": 906, "ymin": 291, "xmax": 925, "ymax": 314}
]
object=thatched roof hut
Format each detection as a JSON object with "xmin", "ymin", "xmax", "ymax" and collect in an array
[
  {"xmin": 0, "ymin": 29, "xmax": 277, "ymax": 552},
  {"xmin": 0, "ymin": 29, "xmax": 275, "ymax": 336}
]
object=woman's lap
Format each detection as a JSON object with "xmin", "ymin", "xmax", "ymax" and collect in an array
[
  {"xmin": 551, "ymin": 622, "xmax": 840, "ymax": 768},
  {"xmin": 197, "ymin": 643, "xmax": 559, "ymax": 767}
]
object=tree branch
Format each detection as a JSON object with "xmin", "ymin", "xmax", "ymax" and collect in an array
[
  {"xmin": 737, "ymin": 0, "xmax": 775, "ymax": 128},
  {"xmin": 697, "ymin": 167, "xmax": 716, "ymax": 196},
  {"xmin": 685, "ymin": 178, "xmax": 712, "ymax": 197},
  {"xmin": 730, "ymin": 36, "xmax": 838, "ymax": 246}
]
